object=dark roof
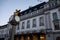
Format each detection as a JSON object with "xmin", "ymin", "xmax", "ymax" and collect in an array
[
  {"xmin": 0, "ymin": 24, "xmax": 8, "ymax": 29},
  {"xmin": 18, "ymin": 2, "xmax": 46, "ymax": 16}
]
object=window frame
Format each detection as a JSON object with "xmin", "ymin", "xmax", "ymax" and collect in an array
[
  {"xmin": 21, "ymin": 22, "xmax": 25, "ymax": 29},
  {"xmin": 27, "ymin": 20, "xmax": 30, "ymax": 28},
  {"xmin": 32, "ymin": 19, "xmax": 36, "ymax": 27},
  {"xmin": 39, "ymin": 16, "xmax": 44, "ymax": 26}
]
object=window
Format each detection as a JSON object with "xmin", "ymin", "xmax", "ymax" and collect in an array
[
  {"xmin": 34, "ymin": 8, "xmax": 37, "ymax": 11},
  {"xmin": 17, "ymin": 24, "xmax": 19, "ymax": 30},
  {"xmin": 27, "ymin": 20, "xmax": 30, "ymax": 28},
  {"xmin": 52, "ymin": 12, "xmax": 58, "ymax": 20},
  {"xmin": 33, "ymin": 19, "xmax": 36, "ymax": 27},
  {"xmin": 50, "ymin": 1, "xmax": 57, "ymax": 8},
  {"xmin": 52, "ymin": 12, "xmax": 60, "ymax": 30},
  {"xmin": 34, "ymin": 11, "xmax": 37, "ymax": 14},
  {"xmin": 22, "ymin": 22, "xmax": 25, "ymax": 29},
  {"xmin": 39, "ymin": 17, "xmax": 44, "ymax": 26},
  {"xmin": 54, "ymin": 23, "xmax": 60, "ymax": 30},
  {"xmin": 25, "ymin": 12, "xmax": 27, "ymax": 14}
]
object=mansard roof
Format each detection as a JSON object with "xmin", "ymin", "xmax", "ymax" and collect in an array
[
  {"xmin": 18, "ymin": 2, "xmax": 46, "ymax": 16},
  {"xmin": 0, "ymin": 24, "xmax": 8, "ymax": 29}
]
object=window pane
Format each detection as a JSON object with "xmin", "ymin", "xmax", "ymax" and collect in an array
[
  {"xmin": 27, "ymin": 20, "xmax": 30, "ymax": 28},
  {"xmin": 54, "ymin": 24, "xmax": 59, "ymax": 30},
  {"xmin": 22, "ymin": 22, "xmax": 25, "ymax": 29},
  {"xmin": 39, "ymin": 17, "xmax": 44, "ymax": 26},
  {"xmin": 52, "ymin": 12, "xmax": 60, "ymax": 30},
  {"xmin": 52, "ymin": 12, "xmax": 58, "ymax": 19},
  {"xmin": 33, "ymin": 19, "xmax": 36, "ymax": 27},
  {"xmin": 17, "ymin": 24, "xmax": 19, "ymax": 30}
]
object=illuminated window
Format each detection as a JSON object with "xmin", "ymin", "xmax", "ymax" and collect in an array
[
  {"xmin": 40, "ymin": 34, "xmax": 46, "ymax": 40},
  {"xmin": 32, "ymin": 35, "xmax": 37, "ymax": 40},
  {"xmin": 26, "ymin": 36, "xmax": 30, "ymax": 40},
  {"xmin": 20, "ymin": 36, "xmax": 24, "ymax": 40}
]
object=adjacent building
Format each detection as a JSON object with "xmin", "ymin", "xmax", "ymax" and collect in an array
[{"xmin": 0, "ymin": 24, "xmax": 9, "ymax": 40}]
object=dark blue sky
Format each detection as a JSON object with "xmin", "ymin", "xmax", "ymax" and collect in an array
[{"xmin": 0, "ymin": 0, "xmax": 48, "ymax": 26}]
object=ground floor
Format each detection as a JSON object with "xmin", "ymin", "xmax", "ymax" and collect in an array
[
  {"xmin": 14, "ymin": 32, "xmax": 46, "ymax": 40},
  {"xmin": 0, "ymin": 38, "xmax": 5, "ymax": 40},
  {"xmin": 14, "ymin": 32, "xmax": 60, "ymax": 40}
]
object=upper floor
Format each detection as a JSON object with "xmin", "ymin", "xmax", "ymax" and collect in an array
[{"xmin": 16, "ymin": 7, "xmax": 60, "ymax": 34}]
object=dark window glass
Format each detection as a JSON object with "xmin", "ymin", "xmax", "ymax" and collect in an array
[
  {"xmin": 52, "ymin": 12, "xmax": 58, "ymax": 19},
  {"xmin": 17, "ymin": 24, "xmax": 19, "ymax": 30},
  {"xmin": 33, "ymin": 19, "xmax": 36, "ymax": 27},
  {"xmin": 39, "ymin": 17, "xmax": 44, "ymax": 26},
  {"xmin": 22, "ymin": 22, "xmax": 25, "ymax": 29},
  {"xmin": 50, "ymin": 2, "xmax": 57, "ymax": 8},
  {"xmin": 27, "ymin": 20, "xmax": 30, "ymax": 28}
]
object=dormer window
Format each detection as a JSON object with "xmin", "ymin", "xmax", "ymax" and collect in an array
[
  {"xmin": 25, "ymin": 12, "xmax": 27, "ymax": 14},
  {"xmin": 21, "ymin": 14, "xmax": 22, "ymax": 16},
  {"xmin": 29, "ymin": 10, "xmax": 32, "ymax": 13},
  {"xmin": 34, "ymin": 8, "xmax": 37, "ymax": 11},
  {"xmin": 44, "ymin": 4, "xmax": 49, "ymax": 9},
  {"xmin": 49, "ymin": 1, "xmax": 57, "ymax": 8}
]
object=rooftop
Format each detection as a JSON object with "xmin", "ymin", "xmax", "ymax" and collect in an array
[{"xmin": 18, "ymin": 2, "xmax": 46, "ymax": 16}]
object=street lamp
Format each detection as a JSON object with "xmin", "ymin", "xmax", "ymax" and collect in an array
[{"xmin": 9, "ymin": 9, "xmax": 20, "ymax": 40}]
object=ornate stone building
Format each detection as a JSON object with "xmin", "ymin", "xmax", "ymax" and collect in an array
[
  {"xmin": 14, "ymin": 0, "xmax": 60, "ymax": 40},
  {"xmin": 0, "ymin": 0, "xmax": 60, "ymax": 40}
]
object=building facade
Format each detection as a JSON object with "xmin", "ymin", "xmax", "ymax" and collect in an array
[
  {"xmin": 0, "ymin": 24, "xmax": 9, "ymax": 40},
  {"xmin": 14, "ymin": 0, "xmax": 60, "ymax": 40},
  {"xmin": 0, "ymin": 0, "xmax": 60, "ymax": 40}
]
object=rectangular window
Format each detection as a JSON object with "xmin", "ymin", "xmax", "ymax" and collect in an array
[
  {"xmin": 33, "ymin": 19, "xmax": 36, "ymax": 27},
  {"xmin": 39, "ymin": 17, "xmax": 44, "ymax": 26},
  {"xmin": 17, "ymin": 24, "xmax": 19, "ymax": 30},
  {"xmin": 54, "ymin": 23, "xmax": 60, "ymax": 30},
  {"xmin": 22, "ymin": 22, "xmax": 25, "ymax": 29},
  {"xmin": 27, "ymin": 20, "xmax": 30, "ymax": 28},
  {"xmin": 50, "ymin": 2, "xmax": 57, "ymax": 8},
  {"xmin": 52, "ymin": 12, "xmax": 58, "ymax": 19},
  {"xmin": 52, "ymin": 12, "xmax": 60, "ymax": 30}
]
